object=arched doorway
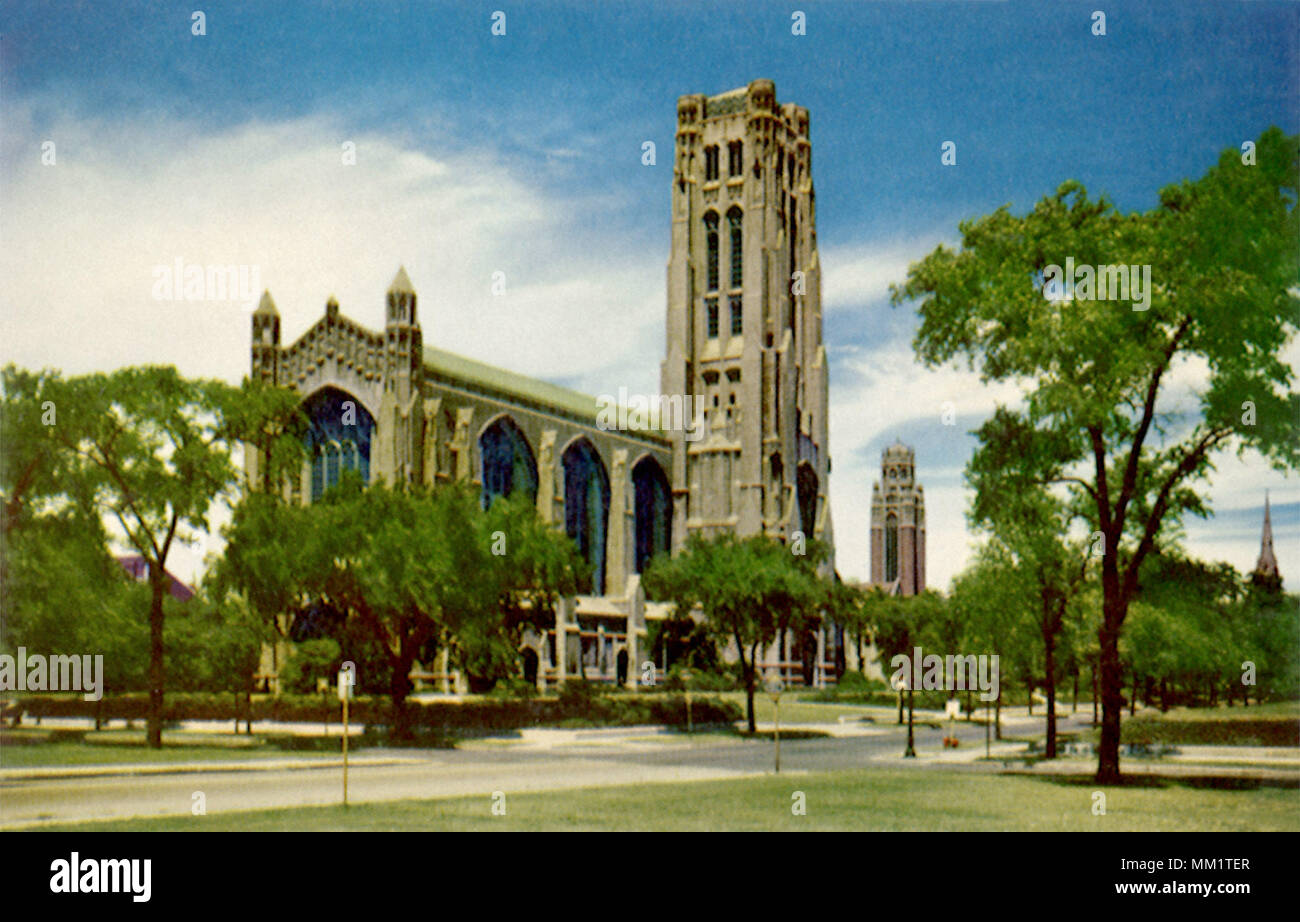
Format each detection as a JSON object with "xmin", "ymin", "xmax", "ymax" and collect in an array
[{"xmin": 521, "ymin": 647, "xmax": 539, "ymax": 686}]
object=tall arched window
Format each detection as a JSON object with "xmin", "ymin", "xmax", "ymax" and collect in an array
[
  {"xmin": 303, "ymin": 388, "xmax": 375, "ymax": 502},
  {"xmin": 704, "ymin": 212, "xmax": 719, "ymax": 291},
  {"xmin": 727, "ymin": 207, "xmax": 743, "ymax": 289},
  {"xmin": 885, "ymin": 513, "xmax": 899, "ymax": 583},
  {"xmin": 632, "ymin": 457, "xmax": 672, "ymax": 573},
  {"xmin": 563, "ymin": 439, "xmax": 610, "ymax": 594},
  {"xmin": 796, "ymin": 461, "xmax": 818, "ymax": 539},
  {"xmin": 479, "ymin": 416, "xmax": 538, "ymax": 509}
]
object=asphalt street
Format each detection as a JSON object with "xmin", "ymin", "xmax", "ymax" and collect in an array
[{"xmin": 1, "ymin": 715, "xmax": 1007, "ymax": 828}]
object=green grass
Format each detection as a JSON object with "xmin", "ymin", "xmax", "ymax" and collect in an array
[
  {"xmin": 0, "ymin": 730, "xmax": 338, "ymax": 768},
  {"xmin": 37, "ymin": 767, "xmax": 1300, "ymax": 832},
  {"xmin": 715, "ymin": 691, "xmax": 903, "ymax": 725}
]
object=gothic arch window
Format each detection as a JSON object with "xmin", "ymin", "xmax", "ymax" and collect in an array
[
  {"xmin": 632, "ymin": 456, "xmax": 672, "ymax": 573},
  {"xmin": 727, "ymin": 207, "xmax": 743, "ymax": 289},
  {"xmin": 563, "ymin": 438, "xmax": 610, "ymax": 594},
  {"xmin": 704, "ymin": 211, "xmax": 720, "ymax": 291},
  {"xmin": 303, "ymin": 387, "xmax": 375, "ymax": 502},
  {"xmin": 885, "ymin": 512, "xmax": 899, "ymax": 583},
  {"xmin": 479, "ymin": 416, "xmax": 538, "ymax": 509},
  {"xmin": 796, "ymin": 461, "xmax": 818, "ymax": 538}
]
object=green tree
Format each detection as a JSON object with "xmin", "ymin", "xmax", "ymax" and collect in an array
[
  {"xmin": 892, "ymin": 129, "xmax": 1299, "ymax": 781},
  {"xmin": 643, "ymin": 533, "xmax": 826, "ymax": 731},
  {"xmin": 16, "ymin": 366, "xmax": 253, "ymax": 747},
  {"xmin": 950, "ymin": 543, "xmax": 1033, "ymax": 738}
]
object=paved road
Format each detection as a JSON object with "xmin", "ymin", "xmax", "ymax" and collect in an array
[{"xmin": 1, "ymin": 716, "xmax": 1015, "ymax": 828}]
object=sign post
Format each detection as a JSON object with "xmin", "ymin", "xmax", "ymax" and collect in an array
[{"xmin": 338, "ymin": 663, "xmax": 355, "ymax": 807}]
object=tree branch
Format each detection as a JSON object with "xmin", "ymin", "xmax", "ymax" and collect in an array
[
  {"xmin": 1121, "ymin": 425, "xmax": 1233, "ymax": 602},
  {"xmin": 1115, "ymin": 315, "xmax": 1193, "ymax": 535}
]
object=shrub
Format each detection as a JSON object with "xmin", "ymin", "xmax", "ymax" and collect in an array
[{"xmin": 283, "ymin": 639, "xmax": 341, "ymax": 695}]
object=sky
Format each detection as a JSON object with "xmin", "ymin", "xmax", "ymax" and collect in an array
[{"xmin": 1, "ymin": 0, "xmax": 1297, "ymax": 590}]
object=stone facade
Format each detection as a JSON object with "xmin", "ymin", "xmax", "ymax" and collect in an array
[
  {"xmin": 663, "ymin": 80, "xmax": 833, "ymax": 562},
  {"xmin": 248, "ymin": 80, "xmax": 839, "ymax": 689}
]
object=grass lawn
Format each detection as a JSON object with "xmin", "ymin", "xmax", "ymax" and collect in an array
[
  {"xmin": 716, "ymin": 691, "xmax": 906, "ymax": 725},
  {"xmin": 36, "ymin": 768, "xmax": 1300, "ymax": 832},
  {"xmin": 0, "ymin": 730, "xmax": 337, "ymax": 768}
]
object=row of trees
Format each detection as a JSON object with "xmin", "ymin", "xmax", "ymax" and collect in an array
[
  {"xmin": 0, "ymin": 365, "xmax": 589, "ymax": 744},
  {"xmin": 888, "ymin": 126, "xmax": 1299, "ymax": 780}
]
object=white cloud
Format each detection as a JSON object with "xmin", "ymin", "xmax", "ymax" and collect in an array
[
  {"xmin": 0, "ymin": 103, "xmax": 665, "ymax": 583},
  {"xmin": 821, "ymin": 235, "xmax": 950, "ymax": 312}
]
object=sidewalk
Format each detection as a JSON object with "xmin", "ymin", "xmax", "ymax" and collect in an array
[{"xmin": 0, "ymin": 754, "xmax": 420, "ymax": 782}]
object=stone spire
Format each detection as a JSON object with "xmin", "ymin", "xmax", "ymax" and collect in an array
[
  {"xmin": 388, "ymin": 266, "xmax": 415, "ymax": 295},
  {"xmin": 1255, "ymin": 492, "xmax": 1280, "ymax": 581}
]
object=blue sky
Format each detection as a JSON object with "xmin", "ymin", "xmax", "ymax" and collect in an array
[{"xmin": 2, "ymin": 0, "xmax": 1296, "ymax": 588}]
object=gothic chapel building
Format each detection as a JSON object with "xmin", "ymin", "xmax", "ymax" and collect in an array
[{"xmin": 247, "ymin": 81, "xmax": 839, "ymax": 690}]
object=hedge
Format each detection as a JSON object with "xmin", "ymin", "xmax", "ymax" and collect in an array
[{"xmin": 10, "ymin": 691, "xmax": 741, "ymax": 733}]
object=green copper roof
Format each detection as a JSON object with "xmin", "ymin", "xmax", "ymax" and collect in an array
[
  {"xmin": 423, "ymin": 345, "xmax": 603, "ymax": 423},
  {"xmin": 422, "ymin": 346, "xmax": 670, "ymax": 442}
]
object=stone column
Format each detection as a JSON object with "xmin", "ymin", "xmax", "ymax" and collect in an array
[
  {"xmin": 537, "ymin": 430, "xmax": 557, "ymax": 525},
  {"xmin": 626, "ymin": 576, "xmax": 644, "ymax": 690},
  {"xmin": 606, "ymin": 449, "xmax": 628, "ymax": 597},
  {"xmin": 554, "ymin": 596, "xmax": 569, "ymax": 687}
]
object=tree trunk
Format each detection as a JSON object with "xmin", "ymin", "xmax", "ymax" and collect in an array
[
  {"xmin": 995, "ymin": 684, "xmax": 1002, "ymax": 740},
  {"xmin": 1096, "ymin": 588, "xmax": 1125, "ymax": 784},
  {"xmin": 147, "ymin": 574, "xmax": 167, "ymax": 749},
  {"xmin": 1072, "ymin": 669, "xmax": 1078, "ymax": 715},
  {"xmin": 1129, "ymin": 670, "xmax": 1138, "ymax": 716},
  {"xmin": 389, "ymin": 658, "xmax": 415, "ymax": 741},
  {"xmin": 1160, "ymin": 678, "xmax": 1168, "ymax": 713},
  {"xmin": 897, "ymin": 688, "xmax": 904, "ymax": 725},
  {"xmin": 1043, "ymin": 630, "xmax": 1058, "ymax": 759},
  {"xmin": 1027, "ymin": 680, "xmax": 1033, "ymax": 717}
]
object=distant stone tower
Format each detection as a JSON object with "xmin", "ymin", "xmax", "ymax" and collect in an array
[
  {"xmin": 870, "ymin": 441, "xmax": 925, "ymax": 596},
  {"xmin": 661, "ymin": 80, "xmax": 832, "ymax": 563},
  {"xmin": 1252, "ymin": 492, "xmax": 1282, "ymax": 592}
]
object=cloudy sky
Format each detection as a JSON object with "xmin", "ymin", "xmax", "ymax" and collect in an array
[{"xmin": 2, "ymin": 0, "xmax": 1297, "ymax": 590}]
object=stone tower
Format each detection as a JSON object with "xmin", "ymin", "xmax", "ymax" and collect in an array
[
  {"xmin": 870, "ymin": 441, "xmax": 925, "ymax": 596},
  {"xmin": 661, "ymin": 80, "xmax": 832, "ymax": 561},
  {"xmin": 251, "ymin": 290, "xmax": 280, "ymax": 385},
  {"xmin": 375, "ymin": 266, "xmax": 424, "ymax": 485}
]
